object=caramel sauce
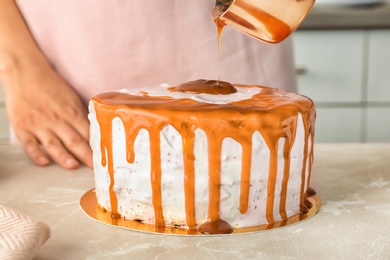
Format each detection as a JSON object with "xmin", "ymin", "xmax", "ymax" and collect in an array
[
  {"xmin": 170, "ymin": 79, "xmax": 237, "ymax": 95},
  {"xmin": 199, "ymin": 218, "xmax": 233, "ymax": 235},
  {"xmin": 307, "ymin": 187, "xmax": 317, "ymax": 197},
  {"xmin": 214, "ymin": 17, "xmax": 225, "ymax": 56},
  {"xmin": 92, "ymin": 83, "xmax": 316, "ymax": 234}
]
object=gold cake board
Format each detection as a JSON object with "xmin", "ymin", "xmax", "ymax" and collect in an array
[{"xmin": 80, "ymin": 189, "xmax": 321, "ymax": 236}]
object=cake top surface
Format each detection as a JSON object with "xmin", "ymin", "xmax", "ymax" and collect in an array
[{"xmin": 92, "ymin": 80, "xmax": 314, "ymax": 112}]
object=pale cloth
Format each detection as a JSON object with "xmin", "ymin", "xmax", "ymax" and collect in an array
[
  {"xmin": 0, "ymin": 205, "xmax": 51, "ymax": 260},
  {"xmin": 16, "ymin": 0, "xmax": 297, "ymax": 105}
]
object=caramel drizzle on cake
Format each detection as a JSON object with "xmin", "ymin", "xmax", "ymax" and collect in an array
[{"xmin": 93, "ymin": 80, "xmax": 316, "ymax": 234}]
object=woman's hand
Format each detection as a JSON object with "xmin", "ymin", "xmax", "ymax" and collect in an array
[
  {"xmin": 0, "ymin": 0, "xmax": 92, "ymax": 169},
  {"xmin": 2, "ymin": 62, "xmax": 93, "ymax": 169}
]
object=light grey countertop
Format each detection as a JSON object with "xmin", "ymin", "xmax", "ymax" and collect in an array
[
  {"xmin": 1, "ymin": 143, "xmax": 390, "ymax": 259},
  {"xmin": 299, "ymin": 2, "xmax": 390, "ymax": 30}
]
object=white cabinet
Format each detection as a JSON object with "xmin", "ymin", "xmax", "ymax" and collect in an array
[
  {"xmin": 0, "ymin": 107, "xmax": 9, "ymax": 143},
  {"xmin": 367, "ymin": 107, "xmax": 390, "ymax": 142},
  {"xmin": 315, "ymin": 107, "xmax": 363, "ymax": 143},
  {"xmin": 0, "ymin": 82, "xmax": 4, "ymax": 102},
  {"xmin": 0, "ymin": 82, "xmax": 9, "ymax": 142},
  {"xmin": 294, "ymin": 29, "xmax": 390, "ymax": 143},
  {"xmin": 367, "ymin": 30, "xmax": 390, "ymax": 102},
  {"xmin": 366, "ymin": 30, "xmax": 390, "ymax": 142},
  {"xmin": 294, "ymin": 30, "xmax": 365, "ymax": 103}
]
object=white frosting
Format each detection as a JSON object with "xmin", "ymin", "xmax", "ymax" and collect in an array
[{"xmin": 88, "ymin": 85, "xmax": 312, "ymax": 229}]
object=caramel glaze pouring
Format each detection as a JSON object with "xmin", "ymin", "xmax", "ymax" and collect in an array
[{"xmin": 92, "ymin": 79, "xmax": 316, "ymax": 235}]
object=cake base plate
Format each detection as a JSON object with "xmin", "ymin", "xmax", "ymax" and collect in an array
[{"xmin": 80, "ymin": 188, "xmax": 322, "ymax": 236}]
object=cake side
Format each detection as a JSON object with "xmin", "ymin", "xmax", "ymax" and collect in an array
[{"xmin": 88, "ymin": 82, "xmax": 316, "ymax": 233}]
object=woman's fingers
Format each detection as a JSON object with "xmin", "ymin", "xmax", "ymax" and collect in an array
[
  {"xmin": 12, "ymin": 106, "xmax": 92, "ymax": 170},
  {"xmin": 38, "ymin": 130, "xmax": 80, "ymax": 169},
  {"xmin": 18, "ymin": 127, "xmax": 80, "ymax": 169},
  {"xmin": 60, "ymin": 99, "xmax": 90, "ymax": 141},
  {"xmin": 54, "ymin": 122, "xmax": 93, "ymax": 168},
  {"xmin": 17, "ymin": 131, "xmax": 50, "ymax": 167}
]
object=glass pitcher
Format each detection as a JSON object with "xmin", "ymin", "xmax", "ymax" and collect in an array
[{"xmin": 213, "ymin": 0, "xmax": 315, "ymax": 43}]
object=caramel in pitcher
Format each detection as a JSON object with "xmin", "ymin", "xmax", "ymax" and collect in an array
[{"xmin": 213, "ymin": 0, "xmax": 314, "ymax": 43}]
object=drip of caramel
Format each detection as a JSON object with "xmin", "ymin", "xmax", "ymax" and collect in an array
[
  {"xmin": 214, "ymin": 17, "xmax": 225, "ymax": 56},
  {"xmin": 93, "ymin": 82, "xmax": 316, "ymax": 234},
  {"xmin": 199, "ymin": 218, "xmax": 233, "ymax": 235},
  {"xmin": 307, "ymin": 187, "xmax": 317, "ymax": 197}
]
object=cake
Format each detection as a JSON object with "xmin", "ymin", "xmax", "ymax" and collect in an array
[{"xmin": 88, "ymin": 79, "xmax": 316, "ymax": 234}]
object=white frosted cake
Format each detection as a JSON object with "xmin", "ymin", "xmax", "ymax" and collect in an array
[{"xmin": 88, "ymin": 80, "xmax": 316, "ymax": 234}]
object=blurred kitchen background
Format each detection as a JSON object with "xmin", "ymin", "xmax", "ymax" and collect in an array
[
  {"xmin": 0, "ymin": 0, "xmax": 389, "ymax": 144},
  {"xmin": 295, "ymin": 0, "xmax": 390, "ymax": 142}
]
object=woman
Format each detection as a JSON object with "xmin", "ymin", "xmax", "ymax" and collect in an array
[{"xmin": 0, "ymin": 0, "xmax": 297, "ymax": 169}]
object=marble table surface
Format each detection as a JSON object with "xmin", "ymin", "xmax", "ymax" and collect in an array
[{"xmin": 0, "ymin": 143, "xmax": 389, "ymax": 259}]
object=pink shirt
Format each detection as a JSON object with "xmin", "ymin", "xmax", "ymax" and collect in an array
[{"xmin": 16, "ymin": 0, "xmax": 297, "ymax": 104}]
